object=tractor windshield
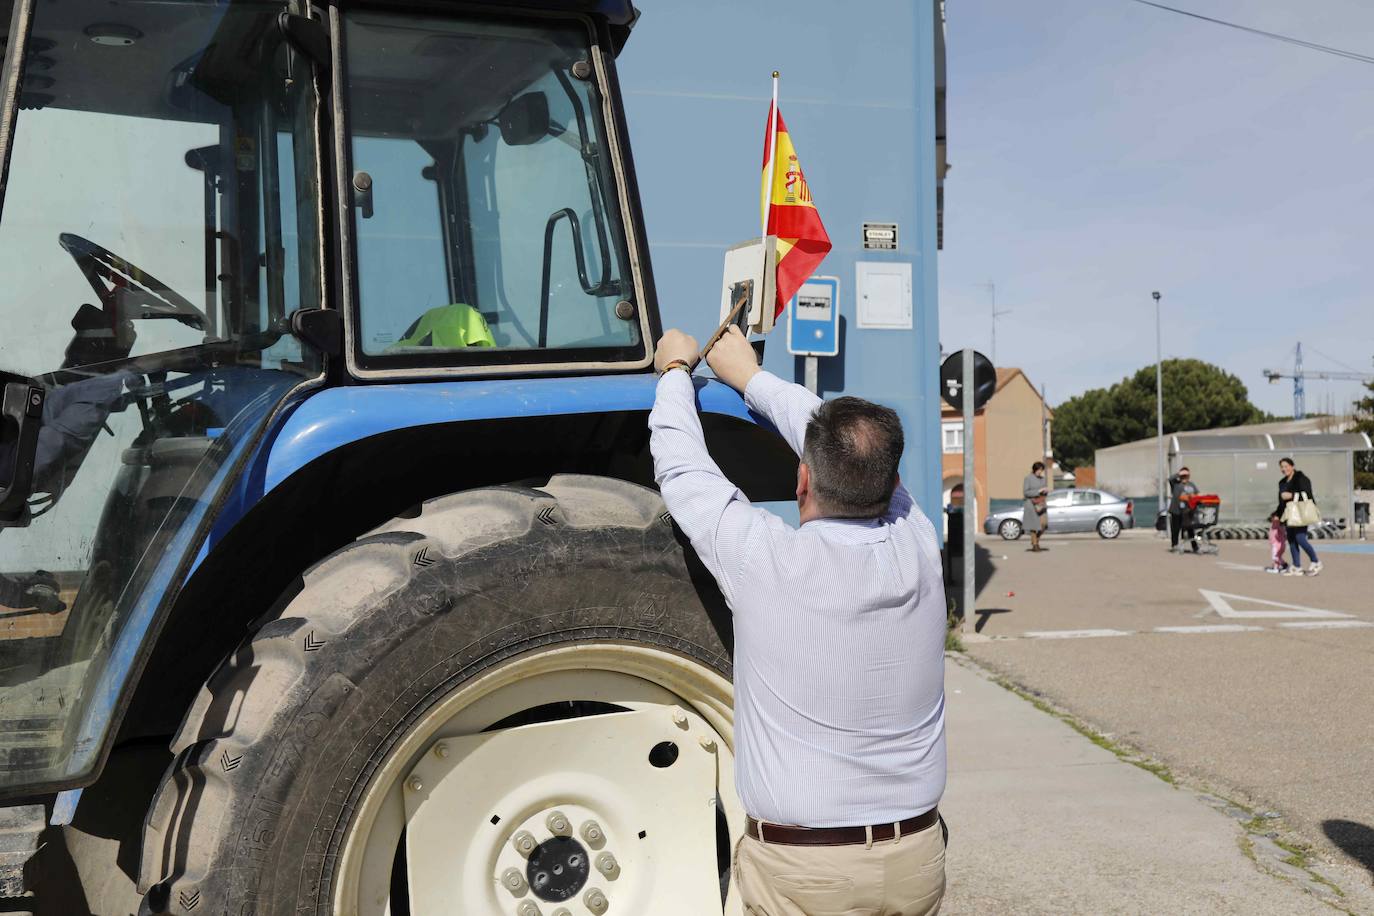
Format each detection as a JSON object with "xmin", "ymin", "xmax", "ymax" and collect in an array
[
  {"xmin": 343, "ymin": 10, "xmax": 647, "ymax": 371},
  {"xmin": 0, "ymin": 0, "xmax": 320, "ymax": 792}
]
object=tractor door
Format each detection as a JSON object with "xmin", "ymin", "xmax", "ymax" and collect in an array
[
  {"xmin": 339, "ymin": 8, "xmax": 655, "ymax": 378},
  {"xmin": 0, "ymin": 0, "xmax": 325, "ymax": 796}
]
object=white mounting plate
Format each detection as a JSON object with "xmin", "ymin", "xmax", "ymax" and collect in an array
[
  {"xmin": 719, "ymin": 236, "xmax": 778, "ymax": 334},
  {"xmin": 404, "ymin": 708, "xmax": 726, "ymax": 915}
]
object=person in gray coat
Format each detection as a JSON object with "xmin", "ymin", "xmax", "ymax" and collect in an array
[{"xmin": 1023, "ymin": 461, "xmax": 1049, "ymax": 551}]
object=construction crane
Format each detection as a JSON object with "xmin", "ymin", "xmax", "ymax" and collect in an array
[{"xmin": 1263, "ymin": 342, "xmax": 1374, "ymax": 419}]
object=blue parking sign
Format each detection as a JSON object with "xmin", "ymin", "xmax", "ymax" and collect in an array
[{"xmin": 786, "ymin": 276, "xmax": 840, "ymax": 357}]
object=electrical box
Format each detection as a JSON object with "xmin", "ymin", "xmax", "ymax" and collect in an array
[{"xmin": 855, "ymin": 261, "xmax": 912, "ymax": 330}]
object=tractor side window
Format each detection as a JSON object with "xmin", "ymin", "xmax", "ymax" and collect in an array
[
  {"xmin": 0, "ymin": 0, "xmax": 322, "ymax": 794},
  {"xmin": 0, "ymin": 17, "xmax": 317, "ymax": 377},
  {"xmin": 344, "ymin": 11, "xmax": 644, "ymax": 368}
]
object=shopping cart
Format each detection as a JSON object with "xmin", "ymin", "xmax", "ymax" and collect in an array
[{"xmin": 1178, "ymin": 493, "xmax": 1221, "ymax": 555}]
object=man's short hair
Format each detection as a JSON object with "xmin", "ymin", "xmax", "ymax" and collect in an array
[
  {"xmin": 802, "ymin": 397, "xmax": 904, "ymax": 517},
  {"xmin": 1031, "ymin": 461, "xmax": 1045, "ymax": 473},
  {"xmin": 1179, "ymin": 466, "xmax": 1190, "ymax": 473}
]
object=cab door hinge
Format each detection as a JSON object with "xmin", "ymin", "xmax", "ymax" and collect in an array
[
  {"xmin": 277, "ymin": 12, "xmax": 331, "ymax": 74},
  {"xmin": 290, "ymin": 308, "xmax": 343, "ymax": 357}
]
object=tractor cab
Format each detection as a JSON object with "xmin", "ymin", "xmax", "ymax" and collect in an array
[{"xmin": 0, "ymin": 0, "xmax": 652, "ymax": 798}]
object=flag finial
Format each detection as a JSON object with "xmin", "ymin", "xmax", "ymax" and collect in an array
[{"xmin": 772, "ymin": 70, "xmax": 779, "ymax": 78}]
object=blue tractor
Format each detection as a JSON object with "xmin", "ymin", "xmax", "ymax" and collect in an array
[{"xmin": 0, "ymin": 0, "xmax": 945, "ymax": 912}]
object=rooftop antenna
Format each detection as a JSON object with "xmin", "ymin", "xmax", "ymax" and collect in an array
[{"xmin": 980, "ymin": 281, "xmax": 1011, "ymax": 364}]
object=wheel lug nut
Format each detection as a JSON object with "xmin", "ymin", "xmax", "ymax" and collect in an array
[
  {"xmin": 546, "ymin": 810, "xmax": 571, "ymax": 835},
  {"xmin": 698, "ymin": 735, "xmax": 717, "ymax": 752},
  {"xmin": 407, "ymin": 776, "xmax": 423, "ymax": 791},
  {"xmin": 552, "ymin": 909, "xmax": 572, "ymax": 916},
  {"xmin": 517, "ymin": 902, "xmax": 541, "ymax": 916},
  {"xmin": 501, "ymin": 867, "xmax": 527, "ymax": 895},
  {"xmin": 433, "ymin": 742, "xmax": 449, "ymax": 758},
  {"xmin": 583, "ymin": 887, "xmax": 609, "ymax": 913},
  {"xmin": 512, "ymin": 830, "xmax": 537, "ymax": 856},
  {"xmin": 595, "ymin": 852, "xmax": 619, "ymax": 878},
  {"xmin": 580, "ymin": 820, "xmax": 604, "ymax": 845},
  {"xmin": 670, "ymin": 706, "xmax": 688, "ymax": 728}
]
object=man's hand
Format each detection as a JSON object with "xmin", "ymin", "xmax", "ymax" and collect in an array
[
  {"xmin": 655, "ymin": 329, "xmax": 699, "ymax": 374},
  {"xmin": 705, "ymin": 326, "xmax": 760, "ymax": 393}
]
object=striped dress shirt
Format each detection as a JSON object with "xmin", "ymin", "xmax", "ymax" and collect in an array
[{"xmin": 648, "ymin": 369, "xmax": 947, "ymax": 828}]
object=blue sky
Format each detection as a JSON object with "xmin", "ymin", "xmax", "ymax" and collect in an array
[{"xmin": 937, "ymin": 0, "xmax": 1374, "ymax": 418}]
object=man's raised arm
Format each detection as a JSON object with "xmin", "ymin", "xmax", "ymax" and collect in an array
[{"xmin": 649, "ymin": 330, "xmax": 761, "ymax": 601}]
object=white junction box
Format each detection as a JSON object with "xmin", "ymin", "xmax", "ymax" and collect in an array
[{"xmin": 855, "ymin": 261, "xmax": 913, "ymax": 330}]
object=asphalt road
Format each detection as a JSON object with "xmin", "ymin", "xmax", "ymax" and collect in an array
[{"xmin": 961, "ymin": 529, "xmax": 1374, "ymax": 909}]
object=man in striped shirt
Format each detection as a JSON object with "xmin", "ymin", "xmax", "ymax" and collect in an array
[{"xmin": 650, "ymin": 326, "xmax": 947, "ymax": 915}]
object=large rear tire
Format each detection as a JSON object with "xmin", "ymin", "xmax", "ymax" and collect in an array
[{"xmin": 139, "ymin": 476, "xmax": 743, "ymax": 916}]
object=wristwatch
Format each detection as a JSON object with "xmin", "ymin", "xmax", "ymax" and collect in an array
[{"xmin": 659, "ymin": 358, "xmax": 693, "ymax": 376}]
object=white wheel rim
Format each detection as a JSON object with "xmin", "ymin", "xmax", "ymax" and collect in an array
[
  {"xmin": 1102, "ymin": 519, "xmax": 1120, "ymax": 537},
  {"xmin": 334, "ymin": 642, "xmax": 743, "ymax": 916}
]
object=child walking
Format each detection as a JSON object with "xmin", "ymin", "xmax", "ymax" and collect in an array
[{"xmin": 1265, "ymin": 513, "xmax": 1289, "ymax": 574}]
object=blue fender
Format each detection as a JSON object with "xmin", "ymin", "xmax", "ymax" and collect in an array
[{"xmin": 199, "ymin": 373, "xmax": 763, "ymax": 564}]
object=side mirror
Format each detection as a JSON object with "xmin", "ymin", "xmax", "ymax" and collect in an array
[
  {"xmin": 0, "ymin": 371, "xmax": 45, "ymax": 527},
  {"xmin": 499, "ymin": 92, "xmax": 551, "ymax": 146}
]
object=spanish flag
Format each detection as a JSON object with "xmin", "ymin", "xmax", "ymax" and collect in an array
[{"xmin": 760, "ymin": 76, "xmax": 831, "ymax": 319}]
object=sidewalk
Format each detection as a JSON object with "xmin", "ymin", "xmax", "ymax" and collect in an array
[{"xmin": 938, "ymin": 656, "xmax": 1338, "ymax": 915}]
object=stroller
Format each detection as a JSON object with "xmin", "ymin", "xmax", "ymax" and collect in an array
[{"xmin": 1175, "ymin": 493, "xmax": 1221, "ymax": 555}]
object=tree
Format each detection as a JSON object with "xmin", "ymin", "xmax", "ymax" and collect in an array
[
  {"xmin": 1353, "ymin": 378, "xmax": 1374, "ymax": 489},
  {"xmin": 1053, "ymin": 359, "xmax": 1268, "ymax": 469}
]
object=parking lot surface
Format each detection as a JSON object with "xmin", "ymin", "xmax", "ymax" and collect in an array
[{"xmin": 962, "ymin": 530, "xmax": 1374, "ymax": 906}]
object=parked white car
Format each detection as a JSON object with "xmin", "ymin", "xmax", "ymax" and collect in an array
[{"xmin": 983, "ymin": 488, "xmax": 1135, "ymax": 540}]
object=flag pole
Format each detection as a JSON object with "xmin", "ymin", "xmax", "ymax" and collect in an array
[
  {"xmin": 696, "ymin": 71, "xmax": 779, "ymax": 367},
  {"xmin": 763, "ymin": 71, "xmax": 779, "ymax": 237}
]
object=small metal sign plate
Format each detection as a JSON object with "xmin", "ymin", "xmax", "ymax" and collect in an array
[{"xmin": 862, "ymin": 221, "xmax": 898, "ymax": 251}]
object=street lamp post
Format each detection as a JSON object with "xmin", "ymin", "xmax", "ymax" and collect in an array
[{"xmin": 1153, "ymin": 291, "xmax": 1166, "ymax": 535}]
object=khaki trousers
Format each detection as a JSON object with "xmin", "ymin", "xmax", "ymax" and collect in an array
[{"xmin": 734, "ymin": 819, "xmax": 946, "ymax": 916}]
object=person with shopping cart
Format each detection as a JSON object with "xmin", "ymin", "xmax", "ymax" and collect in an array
[{"xmin": 1168, "ymin": 467, "xmax": 1200, "ymax": 553}]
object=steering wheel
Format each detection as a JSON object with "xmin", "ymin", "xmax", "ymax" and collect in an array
[{"xmin": 59, "ymin": 233, "xmax": 206, "ymax": 330}]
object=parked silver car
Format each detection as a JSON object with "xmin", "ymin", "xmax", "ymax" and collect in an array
[{"xmin": 983, "ymin": 488, "xmax": 1135, "ymax": 540}]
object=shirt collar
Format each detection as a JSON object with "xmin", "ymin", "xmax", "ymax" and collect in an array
[{"xmin": 802, "ymin": 516, "xmax": 890, "ymax": 542}]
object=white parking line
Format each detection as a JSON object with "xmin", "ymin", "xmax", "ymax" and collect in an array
[
  {"xmin": 1278, "ymin": 620, "xmax": 1374, "ymax": 630},
  {"xmin": 1022, "ymin": 629, "xmax": 1134, "ymax": 639},
  {"xmin": 1154, "ymin": 625, "xmax": 1264, "ymax": 634},
  {"xmin": 1216, "ymin": 562, "xmax": 1268, "ymax": 573},
  {"xmin": 1199, "ymin": 589, "xmax": 1350, "ymax": 620},
  {"xmin": 1002, "ymin": 620, "xmax": 1374, "ymax": 642}
]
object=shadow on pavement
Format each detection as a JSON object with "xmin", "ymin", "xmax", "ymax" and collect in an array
[
  {"xmin": 974, "ymin": 607, "xmax": 1012, "ymax": 633},
  {"xmin": 945, "ymin": 544, "xmax": 998, "ymax": 621},
  {"xmin": 975, "ymin": 543, "xmax": 995, "ymax": 595},
  {"xmin": 1322, "ymin": 819, "xmax": 1374, "ymax": 876}
]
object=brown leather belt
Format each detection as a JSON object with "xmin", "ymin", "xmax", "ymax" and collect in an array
[{"xmin": 746, "ymin": 808, "xmax": 939, "ymax": 846}]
